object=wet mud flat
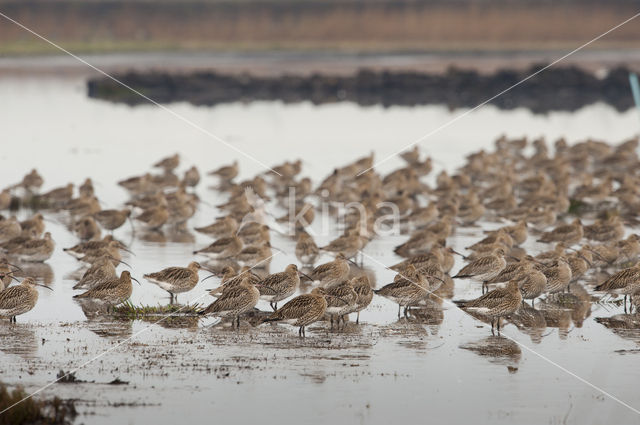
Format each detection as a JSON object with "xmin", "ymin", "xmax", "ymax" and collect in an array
[
  {"xmin": 3, "ymin": 298, "xmax": 640, "ymax": 425},
  {"xmin": 87, "ymin": 65, "xmax": 638, "ymax": 113}
]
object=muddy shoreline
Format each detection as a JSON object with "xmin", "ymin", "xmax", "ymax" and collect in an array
[{"xmin": 87, "ymin": 65, "xmax": 637, "ymax": 113}]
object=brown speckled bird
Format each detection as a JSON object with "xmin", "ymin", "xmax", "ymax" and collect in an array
[
  {"xmin": 73, "ymin": 270, "xmax": 138, "ymax": 306},
  {"xmin": 594, "ymin": 263, "xmax": 640, "ymax": 312},
  {"xmin": 262, "ymin": 292, "xmax": 328, "ymax": 337},
  {"xmin": 351, "ymin": 275, "xmax": 373, "ymax": 324},
  {"xmin": 144, "ymin": 262, "xmax": 203, "ymax": 302},
  {"xmin": 307, "ymin": 253, "xmax": 352, "ymax": 287},
  {"xmin": 0, "ymin": 277, "xmax": 51, "ymax": 322},
  {"xmin": 454, "ymin": 280, "xmax": 522, "ymax": 334},
  {"xmin": 94, "ymin": 209, "xmax": 131, "ymax": 232},
  {"xmin": 73, "ymin": 256, "xmax": 118, "ymax": 290},
  {"xmin": 199, "ymin": 277, "xmax": 260, "ymax": 328},
  {"xmin": 257, "ymin": 264, "xmax": 301, "ymax": 310}
]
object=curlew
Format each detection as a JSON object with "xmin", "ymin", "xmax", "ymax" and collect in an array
[
  {"xmin": 0, "ymin": 277, "xmax": 52, "ymax": 322},
  {"xmin": 94, "ymin": 209, "xmax": 131, "ymax": 232},
  {"xmin": 9, "ymin": 232, "xmax": 55, "ymax": 262},
  {"xmin": 194, "ymin": 216, "xmax": 238, "ymax": 239},
  {"xmin": 453, "ymin": 248, "xmax": 508, "ymax": 293},
  {"xmin": 454, "ymin": 280, "xmax": 522, "ymax": 334},
  {"xmin": 540, "ymin": 257, "xmax": 572, "ymax": 294},
  {"xmin": 537, "ymin": 219, "xmax": 583, "ymax": 246},
  {"xmin": 73, "ymin": 270, "xmax": 139, "ymax": 306},
  {"xmin": 594, "ymin": 263, "xmax": 640, "ymax": 312},
  {"xmin": 236, "ymin": 243, "xmax": 273, "ymax": 268},
  {"xmin": 262, "ymin": 292, "xmax": 328, "ymax": 337},
  {"xmin": 73, "ymin": 256, "xmax": 118, "ymax": 290},
  {"xmin": 375, "ymin": 265, "xmax": 443, "ymax": 318},
  {"xmin": 153, "ymin": 153, "xmax": 180, "ymax": 172},
  {"xmin": 514, "ymin": 263, "xmax": 547, "ymax": 306},
  {"xmin": 313, "ymin": 282, "xmax": 358, "ymax": 330},
  {"xmin": 207, "ymin": 266, "xmax": 261, "ymax": 297},
  {"xmin": 0, "ymin": 217, "xmax": 22, "ymax": 244},
  {"xmin": 193, "ymin": 235, "xmax": 243, "ymax": 260},
  {"xmin": 306, "ymin": 253, "xmax": 352, "ymax": 288},
  {"xmin": 144, "ymin": 261, "xmax": 204, "ymax": 302},
  {"xmin": 199, "ymin": 277, "xmax": 260, "ymax": 328},
  {"xmin": 256, "ymin": 264, "xmax": 301, "ymax": 310},
  {"xmin": 351, "ymin": 275, "xmax": 373, "ymax": 324},
  {"xmin": 295, "ymin": 231, "xmax": 319, "ymax": 266}
]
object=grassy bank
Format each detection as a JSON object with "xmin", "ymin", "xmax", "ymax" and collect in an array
[{"xmin": 0, "ymin": 0, "xmax": 638, "ymax": 55}]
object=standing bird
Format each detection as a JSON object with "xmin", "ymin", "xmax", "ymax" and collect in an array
[
  {"xmin": 73, "ymin": 216, "xmax": 101, "ymax": 241},
  {"xmin": 594, "ymin": 263, "xmax": 640, "ymax": 312},
  {"xmin": 454, "ymin": 280, "xmax": 522, "ymax": 334},
  {"xmin": 20, "ymin": 213, "xmax": 45, "ymax": 238},
  {"xmin": 73, "ymin": 256, "xmax": 118, "ymax": 290},
  {"xmin": 193, "ymin": 235, "xmax": 243, "ymax": 260},
  {"xmin": 144, "ymin": 262, "xmax": 203, "ymax": 303},
  {"xmin": 9, "ymin": 232, "xmax": 55, "ymax": 262},
  {"xmin": 135, "ymin": 201, "xmax": 169, "ymax": 230},
  {"xmin": 209, "ymin": 161, "xmax": 239, "ymax": 183},
  {"xmin": 0, "ymin": 217, "xmax": 22, "ymax": 243},
  {"xmin": 207, "ymin": 266, "xmax": 261, "ymax": 297},
  {"xmin": 537, "ymin": 219, "xmax": 583, "ymax": 246},
  {"xmin": 453, "ymin": 248, "xmax": 508, "ymax": 293},
  {"xmin": 351, "ymin": 275, "xmax": 373, "ymax": 324},
  {"xmin": 94, "ymin": 209, "xmax": 131, "ymax": 233},
  {"xmin": 0, "ymin": 277, "xmax": 52, "ymax": 322},
  {"xmin": 256, "ymin": 264, "xmax": 301, "ymax": 310},
  {"xmin": 375, "ymin": 265, "xmax": 443, "ymax": 318},
  {"xmin": 513, "ymin": 263, "xmax": 547, "ymax": 307},
  {"xmin": 295, "ymin": 231, "xmax": 319, "ymax": 266},
  {"xmin": 306, "ymin": 253, "xmax": 352, "ymax": 287},
  {"xmin": 313, "ymin": 282, "xmax": 358, "ymax": 330},
  {"xmin": 183, "ymin": 166, "xmax": 201, "ymax": 188},
  {"xmin": 194, "ymin": 216, "xmax": 238, "ymax": 239},
  {"xmin": 540, "ymin": 258, "xmax": 572, "ymax": 294},
  {"xmin": 153, "ymin": 153, "xmax": 180, "ymax": 172},
  {"xmin": 262, "ymin": 292, "xmax": 328, "ymax": 337},
  {"xmin": 73, "ymin": 271, "xmax": 138, "ymax": 306},
  {"xmin": 199, "ymin": 278, "xmax": 260, "ymax": 328}
]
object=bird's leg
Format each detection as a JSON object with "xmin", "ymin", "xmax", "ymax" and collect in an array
[
  {"xmin": 482, "ymin": 282, "xmax": 486, "ymax": 294},
  {"xmin": 624, "ymin": 295, "xmax": 628, "ymax": 314},
  {"xmin": 356, "ymin": 311, "xmax": 360, "ymax": 324},
  {"xmin": 491, "ymin": 318, "xmax": 495, "ymax": 335},
  {"xmin": 398, "ymin": 304, "xmax": 401, "ymax": 318},
  {"xmin": 403, "ymin": 306, "xmax": 409, "ymax": 319},
  {"xmin": 301, "ymin": 326, "xmax": 306, "ymax": 337},
  {"xmin": 497, "ymin": 318, "xmax": 501, "ymax": 334},
  {"xmin": 531, "ymin": 299, "xmax": 535, "ymax": 308},
  {"xmin": 236, "ymin": 315, "xmax": 241, "ymax": 328},
  {"xmin": 274, "ymin": 302, "xmax": 278, "ymax": 310}
]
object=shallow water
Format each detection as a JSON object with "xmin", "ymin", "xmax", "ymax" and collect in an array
[{"xmin": 1, "ymin": 76, "xmax": 640, "ymax": 424}]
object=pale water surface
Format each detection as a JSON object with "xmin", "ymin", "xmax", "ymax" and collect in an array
[{"xmin": 0, "ymin": 76, "xmax": 639, "ymax": 425}]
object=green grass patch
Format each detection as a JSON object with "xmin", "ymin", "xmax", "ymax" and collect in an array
[{"xmin": 111, "ymin": 300, "xmax": 203, "ymax": 320}]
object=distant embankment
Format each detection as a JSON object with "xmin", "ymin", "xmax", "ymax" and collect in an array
[
  {"xmin": 87, "ymin": 66, "xmax": 635, "ymax": 113},
  {"xmin": 0, "ymin": 0, "xmax": 639, "ymax": 53}
]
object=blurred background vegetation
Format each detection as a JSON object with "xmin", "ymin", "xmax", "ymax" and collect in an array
[{"xmin": 1, "ymin": 0, "xmax": 639, "ymax": 55}]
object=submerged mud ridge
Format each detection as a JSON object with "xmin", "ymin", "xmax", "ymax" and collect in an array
[{"xmin": 87, "ymin": 65, "xmax": 636, "ymax": 113}]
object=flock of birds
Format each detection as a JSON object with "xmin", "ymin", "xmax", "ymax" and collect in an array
[{"xmin": 1, "ymin": 135, "xmax": 640, "ymax": 337}]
